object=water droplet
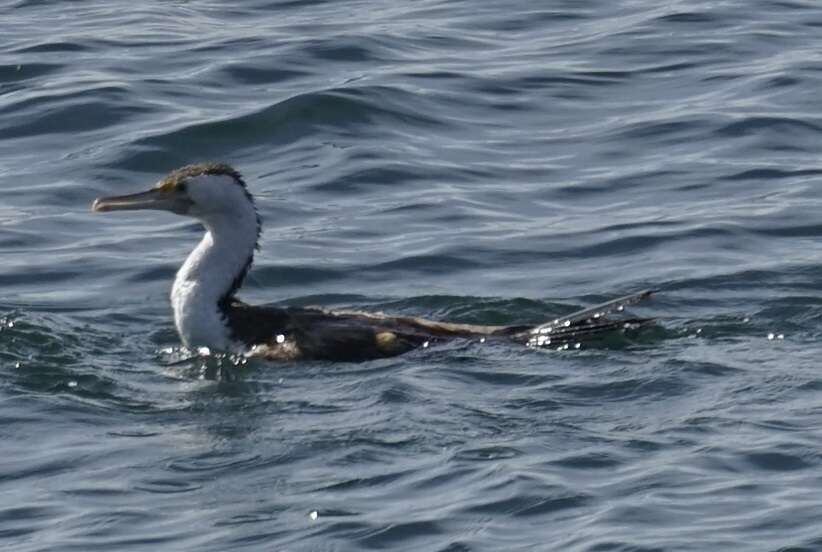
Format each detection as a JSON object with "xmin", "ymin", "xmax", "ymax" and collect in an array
[
  {"xmin": 777, "ymin": 334, "xmax": 784, "ymax": 340},
  {"xmin": 67, "ymin": 380, "xmax": 78, "ymax": 388},
  {"xmin": 574, "ymin": 343, "xmax": 581, "ymax": 349},
  {"xmin": 563, "ymin": 320, "xmax": 571, "ymax": 327},
  {"xmin": 617, "ymin": 305, "xmax": 624, "ymax": 312},
  {"xmin": 743, "ymin": 317, "xmax": 750, "ymax": 323},
  {"xmin": 479, "ymin": 337, "xmax": 486, "ymax": 343},
  {"xmin": 14, "ymin": 362, "xmax": 20, "ymax": 369},
  {"xmin": 7, "ymin": 321, "xmax": 14, "ymax": 328},
  {"xmin": 540, "ymin": 327, "xmax": 552, "ymax": 334},
  {"xmin": 276, "ymin": 334, "xmax": 285, "ymax": 344},
  {"xmin": 695, "ymin": 328, "xmax": 702, "ymax": 334},
  {"xmin": 563, "ymin": 343, "xmax": 569, "ymax": 350},
  {"xmin": 278, "ymin": 378, "xmax": 284, "ymax": 384},
  {"xmin": 767, "ymin": 333, "xmax": 775, "ymax": 340},
  {"xmin": 197, "ymin": 346, "xmax": 211, "ymax": 356},
  {"xmin": 309, "ymin": 511, "xmax": 318, "ymax": 521},
  {"xmin": 422, "ymin": 341, "xmax": 429, "ymax": 348}
]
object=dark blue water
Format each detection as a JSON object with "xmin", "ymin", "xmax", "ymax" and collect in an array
[{"xmin": 4, "ymin": 1, "xmax": 822, "ymax": 550}]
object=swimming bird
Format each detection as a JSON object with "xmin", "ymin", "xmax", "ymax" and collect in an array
[{"xmin": 93, "ymin": 162, "xmax": 652, "ymax": 361}]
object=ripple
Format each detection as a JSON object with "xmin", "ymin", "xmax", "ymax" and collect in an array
[
  {"xmin": 741, "ymin": 448, "xmax": 816, "ymax": 472},
  {"xmin": 553, "ymin": 375, "xmax": 691, "ymax": 404},
  {"xmin": 214, "ymin": 64, "xmax": 310, "ymax": 86},
  {"xmin": 453, "ymin": 446, "xmax": 523, "ymax": 461},
  {"xmin": 720, "ymin": 167, "xmax": 822, "ymax": 180},
  {"xmin": 0, "ymin": 503, "xmax": 62, "ymax": 540},
  {"xmin": 1, "ymin": 86, "xmax": 147, "ymax": 139},
  {"xmin": 0, "ymin": 62, "xmax": 61, "ymax": 84},
  {"xmin": 715, "ymin": 116, "xmax": 822, "ymax": 138},
  {"xmin": 654, "ymin": 11, "xmax": 717, "ymax": 25},
  {"xmin": 133, "ymin": 479, "xmax": 202, "ymax": 494},
  {"xmin": 465, "ymin": 492, "xmax": 591, "ymax": 516},
  {"xmin": 549, "ymin": 451, "xmax": 625, "ymax": 469},
  {"xmin": 123, "ymin": 85, "xmax": 446, "ymax": 164},
  {"xmin": 357, "ymin": 520, "xmax": 445, "ymax": 549},
  {"xmin": 13, "ymin": 40, "xmax": 90, "ymax": 53}
]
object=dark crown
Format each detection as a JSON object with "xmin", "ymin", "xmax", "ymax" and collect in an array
[{"xmin": 160, "ymin": 162, "xmax": 246, "ymax": 189}]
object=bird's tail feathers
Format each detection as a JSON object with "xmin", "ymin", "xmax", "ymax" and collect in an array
[{"xmin": 517, "ymin": 289, "xmax": 654, "ymax": 348}]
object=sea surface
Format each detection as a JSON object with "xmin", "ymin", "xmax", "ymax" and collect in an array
[{"xmin": 3, "ymin": 0, "xmax": 822, "ymax": 550}]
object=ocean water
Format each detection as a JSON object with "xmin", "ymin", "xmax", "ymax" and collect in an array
[{"xmin": 3, "ymin": 0, "xmax": 822, "ymax": 550}]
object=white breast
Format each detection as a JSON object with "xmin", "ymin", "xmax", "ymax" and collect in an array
[
  {"xmin": 171, "ymin": 278, "xmax": 233, "ymax": 350},
  {"xmin": 169, "ymin": 226, "xmax": 252, "ymax": 353}
]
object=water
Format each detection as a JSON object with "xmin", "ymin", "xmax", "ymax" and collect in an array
[{"xmin": 3, "ymin": 0, "xmax": 822, "ymax": 549}]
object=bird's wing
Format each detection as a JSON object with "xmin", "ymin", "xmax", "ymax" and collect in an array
[{"xmin": 225, "ymin": 302, "xmax": 451, "ymax": 361}]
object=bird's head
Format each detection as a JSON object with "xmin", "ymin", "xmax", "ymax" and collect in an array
[{"xmin": 93, "ymin": 162, "xmax": 257, "ymax": 222}]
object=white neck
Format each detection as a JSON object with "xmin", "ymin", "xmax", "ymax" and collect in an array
[{"xmin": 171, "ymin": 212, "xmax": 258, "ymax": 351}]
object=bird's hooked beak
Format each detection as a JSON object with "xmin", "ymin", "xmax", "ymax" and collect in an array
[{"xmin": 92, "ymin": 185, "xmax": 192, "ymax": 215}]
